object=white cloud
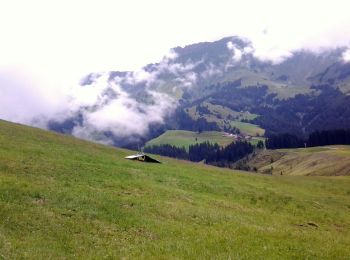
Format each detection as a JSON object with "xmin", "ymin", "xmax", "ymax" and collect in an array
[
  {"xmin": 226, "ymin": 41, "xmax": 256, "ymax": 69},
  {"xmin": 124, "ymin": 69, "xmax": 158, "ymax": 86},
  {"xmin": 164, "ymin": 49, "xmax": 179, "ymax": 61},
  {"xmin": 121, "ymin": 49, "xmax": 198, "ymax": 88},
  {"xmin": 0, "ymin": 67, "xmax": 69, "ymax": 125},
  {"xmin": 227, "ymin": 41, "xmax": 243, "ymax": 62},
  {"xmin": 253, "ymin": 47, "xmax": 294, "ymax": 65},
  {"xmin": 185, "ymin": 72, "xmax": 197, "ymax": 84},
  {"xmin": 165, "ymin": 61, "xmax": 199, "ymax": 75},
  {"xmin": 1, "ymin": 0, "xmax": 350, "ymax": 144},
  {"xmin": 201, "ymin": 63, "xmax": 222, "ymax": 78},
  {"xmin": 68, "ymin": 73, "xmax": 111, "ymax": 109},
  {"xmin": 1, "ymin": 0, "xmax": 350, "ymax": 73},
  {"xmin": 243, "ymin": 46, "xmax": 254, "ymax": 55},
  {"xmin": 65, "ymin": 75, "xmax": 176, "ymax": 143},
  {"xmin": 342, "ymin": 49, "xmax": 350, "ymax": 63}
]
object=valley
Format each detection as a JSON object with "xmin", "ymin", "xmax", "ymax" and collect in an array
[
  {"xmin": 2, "ymin": 2, "xmax": 350, "ymax": 259},
  {"xmin": 48, "ymin": 36, "xmax": 350, "ymax": 147}
]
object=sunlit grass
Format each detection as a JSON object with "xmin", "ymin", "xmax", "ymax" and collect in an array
[
  {"xmin": 0, "ymin": 120, "xmax": 349, "ymax": 258},
  {"xmin": 145, "ymin": 130, "xmax": 233, "ymax": 150},
  {"xmin": 230, "ymin": 121, "xmax": 265, "ymax": 136}
]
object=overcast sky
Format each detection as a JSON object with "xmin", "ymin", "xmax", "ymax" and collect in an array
[
  {"xmin": 1, "ymin": 0, "xmax": 350, "ymax": 129},
  {"xmin": 1, "ymin": 0, "xmax": 350, "ymax": 73}
]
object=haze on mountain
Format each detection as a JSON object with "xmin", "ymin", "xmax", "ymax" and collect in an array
[{"xmin": 1, "ymin": 0, "xmax": 350, "ymax": 146}]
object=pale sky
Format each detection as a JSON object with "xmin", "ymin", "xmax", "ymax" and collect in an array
[
  {"xmin": 1, "ymin": 0, "xmax": 350, "ymax": 131},
  {"xmin": 1, "ymin": 0, "xmax": 350, "ymax": 73}
]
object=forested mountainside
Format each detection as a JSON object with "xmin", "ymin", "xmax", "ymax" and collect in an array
[{"xmin": 48, "ymin": 36, "xmax": 350, "ymax": 147}]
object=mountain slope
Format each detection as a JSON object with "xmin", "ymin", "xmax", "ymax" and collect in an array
[
  {"xmin": 0, "ymin": 119, "xmax": 350, "ymax": 258},
  {"xmin": 47, "ymin": 36, "xmax": 350, "ymax": 147},
  {"xmin": 145, "ymin": 130, "xmax": 233, "ymax": 150},
  {"xmin": 238, "ymin": 146, "xmax": 350, "ymax": 176}
]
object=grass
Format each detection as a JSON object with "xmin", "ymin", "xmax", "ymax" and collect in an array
[
  {"xmin": 187, "ymin": 102, "xmax": 259, "ymax": 123},
  {"xmin": 250, "ymin": 137, "xmax": 266, "ymax": 145},
  {"xmin": 247, "ymin": 146, "xmax": 350, "ymax": 176},
  {"xmin": 187, "ymin": 103, "xmax": 237, "ymax": 120},
  {"xmin": 230, "ymin": 121, "xmax": 265, "ymax": 136},
  {"xmin": 145, "ymin": 130, "xmax": 234, "ymax": 150},
  {"xmin": 0, "ymin": 119, "xmax": 350, "ymax": 258},
  {"xmin": 221, "ymin": 68, "xmax": 312, "ymax": 99},
  {"xmin": 239, "ymin": 112, "xmax": 259, "ymax": 121},
  {"xmin": 186, "ymin": 102, "xmax": 264, "ymax": 137}
]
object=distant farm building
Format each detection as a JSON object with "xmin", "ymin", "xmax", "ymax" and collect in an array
[
  {"xmin": 222, "ymin": 132, "xmax": 251, "ymax": 141},
  {"xmin": 222, "ymin": 132, "xmax": 237, "ymax": 138}
]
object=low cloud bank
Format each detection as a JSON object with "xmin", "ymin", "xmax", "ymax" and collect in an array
[
  {"xmin": 2, "ymin": 33, "xmax": 350, "ymax": 146},
  {"xmin": 70, "ymin": 74, "xmax": 176, "ymax": 144}
]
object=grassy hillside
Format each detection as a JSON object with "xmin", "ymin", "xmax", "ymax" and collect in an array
[
  {"xmin": 145, "ymin": 130, "xmax": 233, "ymax": 150},
  {"xmin": 230, "ymin": 121, "xmax": 265, "ymax": 136},
  {"xmin": 186, "ymin": 103, "xmax": 265, "ymax": 137},
  {"xmin": 243, "ymin": 146, "xmax": 350, "ymax": 176},
  {"xmin": 220, "ymin": 69, "xmax": 311, "ymax": 99},
  {"xmin": 0, "ymin": 120, "xmax": 350, "ymax": 258},
  {"xmin": 187, "ymin": 102, "xmax": 259, "ymax": 122}
]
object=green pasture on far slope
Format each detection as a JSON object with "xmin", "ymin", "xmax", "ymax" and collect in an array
[
  {"xmin": 230, "ymin": 121, "xmax": 265, "ymax": 136},
  {"xmin": 145, "ymin": 130, "xmax": 234, "ymax": 150}
]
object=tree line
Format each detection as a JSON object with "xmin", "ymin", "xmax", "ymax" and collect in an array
[
  {"xmin": 266, "ymin": 129, "xmax": 350, "ymax": 149},
  {"xmin": 144, "ymin": 141, "xmax": 254, "ymax": 168},
  {"xmin": 143, "ymin": 144, "xmax": 188, "ymax": 160}
]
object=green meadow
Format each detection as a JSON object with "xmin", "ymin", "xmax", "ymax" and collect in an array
[
  {"xmin": 145, "ymin": 130, "xmax": 233, "ymax": 150},
  {"xmin": 0, "ymin": 120, "xmax": 350, "ymax": 259},
  {"xmin": 230, "ymin": 121, "xmax": 265, "ymax": 136}
]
